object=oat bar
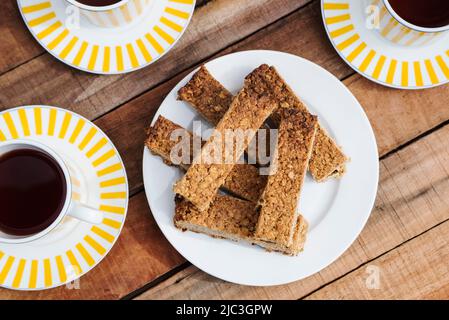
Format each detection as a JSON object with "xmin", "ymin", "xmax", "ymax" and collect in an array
[
  {"xmin": 178, "ymin": 65, "xmax": 348, "ymax": 182},
  {"xmin": 255, "ymin": 110, "xmax": 318, "ymax": 247},
  {"xmin": 178, "ymin": 66, "xmax": 233, "ymax": 124},
  {"xmin": 173, "ymin": 65, "xmax": 278, "ymax": 211},
  {"xmin": 174, "ymin": 194, "xmax": 308, "ymax": 256},
  {"xmin": 145, "ymin": 116, "xmax": 267, "ymax": 202}
]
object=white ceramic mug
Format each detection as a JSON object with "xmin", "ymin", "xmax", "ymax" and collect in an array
[
  {"xmin": 370, "ymin": 0, "xmax": 449, "ymax": 47},
  {"xmin": 65, "ymin": 0, "xmax": 151, "ymax": 28},
  {"xmin": 0, "ymin": 139, "xmax": 103, "ymax": 244}
]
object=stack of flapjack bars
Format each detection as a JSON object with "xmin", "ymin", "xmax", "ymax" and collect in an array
[{"xmin": 145, "ymin": 64, "xmax": 348, "ymax": 256}]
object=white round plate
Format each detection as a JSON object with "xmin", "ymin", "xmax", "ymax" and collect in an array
[
  {"xmin": 17, "ymin": 0, "xmax": 195, "ymax": 74},
  {"xmin": 142, "ymin": 50, "xmax": 379, "ymax": 286},
  {"xmin": 322, "ymin": 0, "xmax": 449, "ymax": 89},
  {"xmin": 0, "ymin": 106, "xmax": 128, "ymax": 290}
]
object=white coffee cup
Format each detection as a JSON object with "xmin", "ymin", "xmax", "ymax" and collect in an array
[
  {"xmin": 0, "ymin": 139, "xmax": 103, "ymax": 244},
  {"xmin": 369, "ymin": 0, "xmax": 449, "ymax": 47},
  {"xmin": 65, "ymin": 0, "xmax": 151, "ymax": 28},
  {"xmin": 384, "ymin": 0, "xmax": 449, "ymax": 34}
]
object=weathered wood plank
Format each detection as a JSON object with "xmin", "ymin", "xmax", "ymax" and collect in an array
[
  {"xmin": 0, "ymin": 192, "xmax": 184, "ymax": 300},
  {"xmin": 217, "ymin": 0, "xmax": 352, "ymax": 80},
  {"xmin": 0, "ymin": 0, "xmax": 43, "ymax": 74},
  {"xmin": 306, "ymin": 221, "xmax": 449, "ymax": 300},
  {"xmin": 345, "ymin": 75, "xmax": 449, "ymax": 156},
  {"xmin": 0, "ymin": 0, "xmax": 310, "ymax": 119},
  {"xmin": 135, "ymin": 123, "xmax": 449, "ymax": 299}
]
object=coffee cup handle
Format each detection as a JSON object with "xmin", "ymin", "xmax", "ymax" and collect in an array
[{"xmin": 67, "ymin": 202, "xmax": 103, "ymax": 225}]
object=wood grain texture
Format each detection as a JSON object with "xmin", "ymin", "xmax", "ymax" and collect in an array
[
  {"xmin": 306, "ymin": 221, "xmax": 449, "ymax": 300},
  {"xmin": 136, "ymin": 123, "xmax": 449, "ymax": 299},
  {"xmin": 217, "ymin": 1, "xmax": 353, "ymax": 80},
  {"xmin": 345, "ymin": 75, "xmax": 449, "ymax": 156},
  {"xmin": 0, "ymin": 0, "xmax": 310, "ymax": 119},
  {"xmin": 0, "ymin": 0, "xmax": 43, "ymax": 75},
  {"xmin": 0, "ymin": 192, "xmax": 184, "ymax": 300}
]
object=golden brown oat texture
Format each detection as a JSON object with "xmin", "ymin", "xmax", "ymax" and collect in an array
[
  {"xmin": 254, "ymin": 215, "xmax": 308, "ymax": 256},
  {"xmin": 174, "ymin": 194, "xmax": 308, "ymax": 256},
  {"xmin": 145, "ymin": 116, "xmax": 267, "ymax": 203},
  {"xmin": 178, "ymin": 65, "xmax": 348, "ymax": 182},
  {"xmin": 178, "ymin": 66, "xmax": 233, "ymax": 124},
  {"xmin": 173, "ymin": 65, "xmax": 278, "ymax": 211},
  {"xmin": 255, "ymin": 109, "xmax": 318, "ymax": 247},
  {"xmin": 174, "ymin": 195, "xmax": 258, "ymax": 241},
  {"xmin": 178, "ymin": 66, "xmax": 271, "ymax": 165},
  {"xmin": 145, "ymin": 115, "xmax": 197, "ymax": 168}
]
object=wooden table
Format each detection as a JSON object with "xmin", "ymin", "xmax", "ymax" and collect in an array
[{"xmin": 1, "ymin": 0, "xmax": 448, "ymax": 300}]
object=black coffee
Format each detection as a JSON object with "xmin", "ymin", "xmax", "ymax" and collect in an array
[
  {"xmin": 388, "ymin": 0, "xmax": 449, "ymax": 28},
  {"xmin": 76, "ymin": 0, "xmax": 123, "ymax": 6},
  {"xmin": 0, "ymin": 149, "xmax": 67, "ymax": 236}
]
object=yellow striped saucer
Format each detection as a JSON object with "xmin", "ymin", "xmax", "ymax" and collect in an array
[
  {"xmin": 322, "ymin": 0, "xmax": 449, "ymax": 89},
  {"xmin": 18, "ymin": 0, "xmax": 195, "ymax": 74},
  {"xmin": 0, "ymin": 106, "xmax": 128, "ymax": 290}
]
